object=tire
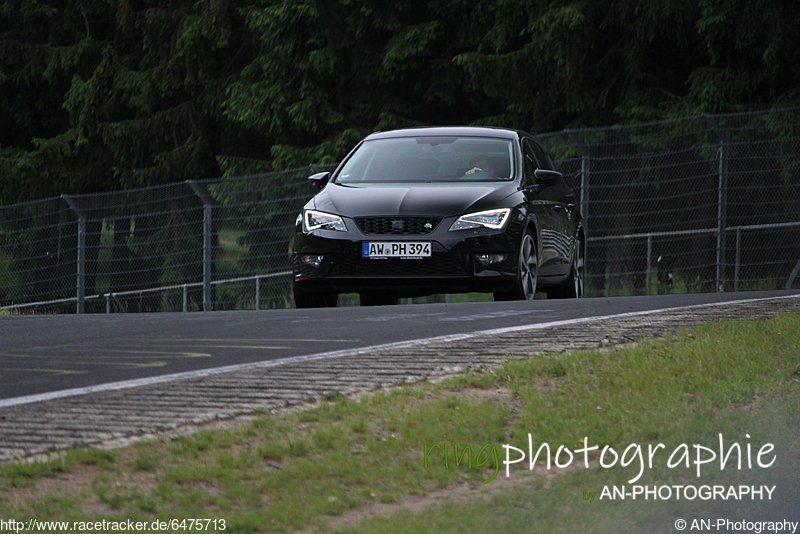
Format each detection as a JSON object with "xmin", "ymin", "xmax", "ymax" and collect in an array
[
  {"xmin": 494, "ymin": 233, "xmax": 538, "ymax": 301},
  {"xmin": 293, "ymin": 283, "xmax": 338, "ymax": 308},
  {"xmin": 547, "ymin": 238, "xmax": 584, "ymax": 299},
  {"xmin": 359, "ymin": 293, "xmax": 398, "ymax": 306}
]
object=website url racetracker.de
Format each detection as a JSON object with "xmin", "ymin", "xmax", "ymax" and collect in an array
[{"xmin": 0, "ymin": 518, "xmax": 226, "ymax": 533}]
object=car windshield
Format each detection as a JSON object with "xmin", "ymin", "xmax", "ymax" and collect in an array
[{"xmin": 335, "ymin": 136, "xmax": 515, "ymax": 183}]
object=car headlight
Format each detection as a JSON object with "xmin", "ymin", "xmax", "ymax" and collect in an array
[
  {"xmin": 303, "ymin": 209, "xmax": 347, "ymax": 233},
  {"xmin": 449, "ymin": 208, "xmax": 511, "ymax": 231}
]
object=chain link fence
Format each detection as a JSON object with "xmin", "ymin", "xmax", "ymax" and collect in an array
[
  {"xmin": 540, "ymin": 107, "xmax": 800, "ymax": 296},
  {"xmin": 2, "ymin": 108, "xmax": 799, "ymax": 313},
  {"xmin": 0, "ymin": 169, "xmax": 321, "ymax": 313}
]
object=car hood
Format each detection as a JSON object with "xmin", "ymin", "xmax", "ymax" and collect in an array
[{"xmin": 311, "ymin": 182, "xmax": 518, "ymax": 217}]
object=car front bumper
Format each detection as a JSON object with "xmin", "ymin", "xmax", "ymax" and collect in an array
[{"xmin": 291, "ymin": 215, "xmax": 525, "ymax": 297}]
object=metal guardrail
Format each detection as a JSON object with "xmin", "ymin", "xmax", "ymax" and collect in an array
[
  {"xmin": 588, "ymin": 221, "xmax": 800, "ymax": 292},
  {"xmin": 0, "ymin": 271, "xmax": 291, "ymax": 314},
  {"xmin": 4, "ymin": 219, "xmax": 795, "ymax": 314}
]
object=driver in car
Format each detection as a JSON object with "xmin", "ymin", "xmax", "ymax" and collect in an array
[{"xmin": 464, "ymin": 156, "xmax": 495, "ymax": 177}]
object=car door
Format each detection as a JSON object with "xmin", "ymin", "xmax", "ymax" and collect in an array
[
  {"xmin": 521, "ymin": 138, "xmax": 562, "ymax": 277},
  {"xmin": 525, "ymin": 138, "xmax": 576, "ymax": 277}
]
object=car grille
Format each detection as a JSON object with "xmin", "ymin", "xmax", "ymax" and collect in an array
[
  {"xmin": 355, "ymin": 217, "xmax": 442, "ymax": 235},
  {"xmin": 329, "ymin": 254, "xmax": 467, "ymax": 277}
]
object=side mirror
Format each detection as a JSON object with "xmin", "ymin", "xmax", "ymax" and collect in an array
[
  {"xmin": 308, "ymin": 171, "xmax": 331, "ymax": 189},
  {"xmin": 534, "ymin": 169, "xmax": 563, "ymax": 184}
]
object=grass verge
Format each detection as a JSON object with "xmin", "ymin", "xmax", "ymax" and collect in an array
[{"xmin": 1, "ymin": 314, "xmax": 798, "ymax": 533}]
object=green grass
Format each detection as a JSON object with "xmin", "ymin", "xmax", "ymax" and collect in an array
[
  {"xmin": 216, "ymin": 227, "xmax": 249, "ymax": 277},
  {"xmin": 350, "ymin": 397, "xmax": 800, "ymax": 533},
  {"xmin": 0, "ymin": 314, "xmax": 798, "ymax": 533},
  {"xmin": 1, "ymin": 449, "xmax": 116, "ymax": 488}
]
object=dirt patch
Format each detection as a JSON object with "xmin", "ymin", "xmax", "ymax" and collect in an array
[
  {"xmin": 1, "ymin": 462, "xmax": 103, "ymax": 512},
  {"xmin": 0, "ymin": 446, "xmax": 159, "ymax": 515},
  {"xmin": 324, "ymin": 455, "xmax": 577, "ymax": 531}
]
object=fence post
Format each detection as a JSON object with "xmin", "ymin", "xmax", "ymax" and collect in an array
[
  {"xmin": 716, "ymin": 140, "xmax": 728, "ymax": 292},
  {"xmin": 706, "ymin": 115, "xmax": 728, "ymax": 292},
  {"xmin": 187, "ymin": 181, "xmax": 213, "ymax": 311},
  {"xmin": 566, "ymin": 130, "xmax": 590, "ymax": 239},
  {"xmin": 565, "ymin": 130, "xmax": 590, "ymax": 294},
  {"xmin": 645, "ymin": 234, "xmax": 652, "ymax": 295},
  {"xmin": 580, "ymin": 152, "xmax": 590, "ymax": 238},
  {"xmin": 255, "ymin": 277, "xmax": 261, "ymax": 311},
  {"xmin": 734, "ymin": 228, "xmax": 741, "ymax": 292},
  {"xmin": 62, "ymin": 195, "xmax": 85, "ymax": 314}
]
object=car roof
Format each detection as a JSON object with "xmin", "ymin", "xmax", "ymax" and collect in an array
[{"xmin": 365, "ymin": 126, "xmax": 522, "ymax": 141}]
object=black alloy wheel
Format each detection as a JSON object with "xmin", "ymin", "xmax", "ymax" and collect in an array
[
  {"xmin": 494, "ymin": 233, "xmax": 538, "ymax": 301},
  {"xmin": 548, "ymin": 239, "xmax": 584, "ymax": 299}
]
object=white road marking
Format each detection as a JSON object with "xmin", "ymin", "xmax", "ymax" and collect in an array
[
  {"xmin": 439, "ymin": 309, "xmax": 553, "ymax": 321},
  {"xmin": 138, "ymin": 338, "xmax": 357, "ymax": 343},
  {"xmin": 0, "ymin": 350, "xmax": 211, "ymax": 359},
  {"xmin": 0, "ymin": 294, "xmax": 797, "ymax": 409},
  {"xmin": 2, "ymin": 368, "xmax": 87, "ymax": 376}
]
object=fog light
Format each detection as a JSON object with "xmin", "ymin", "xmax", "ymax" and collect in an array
[
  {"xmin": 301, "ymin": 254, "xmax": 324, "ymax": 268},
  {"xmin": 475, "ymin": 254, "xmax": 507, "ymax": 265}
]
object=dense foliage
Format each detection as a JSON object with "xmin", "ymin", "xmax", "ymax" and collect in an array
[{"xmin": 1, "ymin": 0, "xmax": 799, "ymax": 203}]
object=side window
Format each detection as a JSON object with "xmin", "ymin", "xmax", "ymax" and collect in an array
[
  {"xmin": 528, "ymin": 140, "xmax": 554, "ymax": 170},
  {"xmin": 522, "ymin": 140, "xmax": 537, "ymax": 187}
]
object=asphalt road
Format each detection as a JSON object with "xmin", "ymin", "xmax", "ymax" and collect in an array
[{"xmin": 1, "ymin": 290, "xmax": 797, "ymax": 401}]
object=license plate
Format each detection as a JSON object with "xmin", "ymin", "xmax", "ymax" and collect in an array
[{"xmin": 362, "ymin": 241, "xmax": 431, "ymax": 259}]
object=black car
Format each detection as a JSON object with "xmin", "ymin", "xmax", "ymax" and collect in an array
[{"xmin": 291, "ymin": 126, "xmax": 584, "ymax": 307}]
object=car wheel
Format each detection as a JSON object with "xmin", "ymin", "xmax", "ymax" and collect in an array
[
  {"xmin": 293, "ymin": 283, "xmax": 338, "ymax": 308},
  {"xmin": 547, "ymin": 239, "xmax": 584, "ymax": 299},
  {"xmin": 359, "ymin": 293, "xmax": 398, "ymax": 306},
  {"xmin": 494, "ymin": 233, "xmax": 538, "ymax": 301}
]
